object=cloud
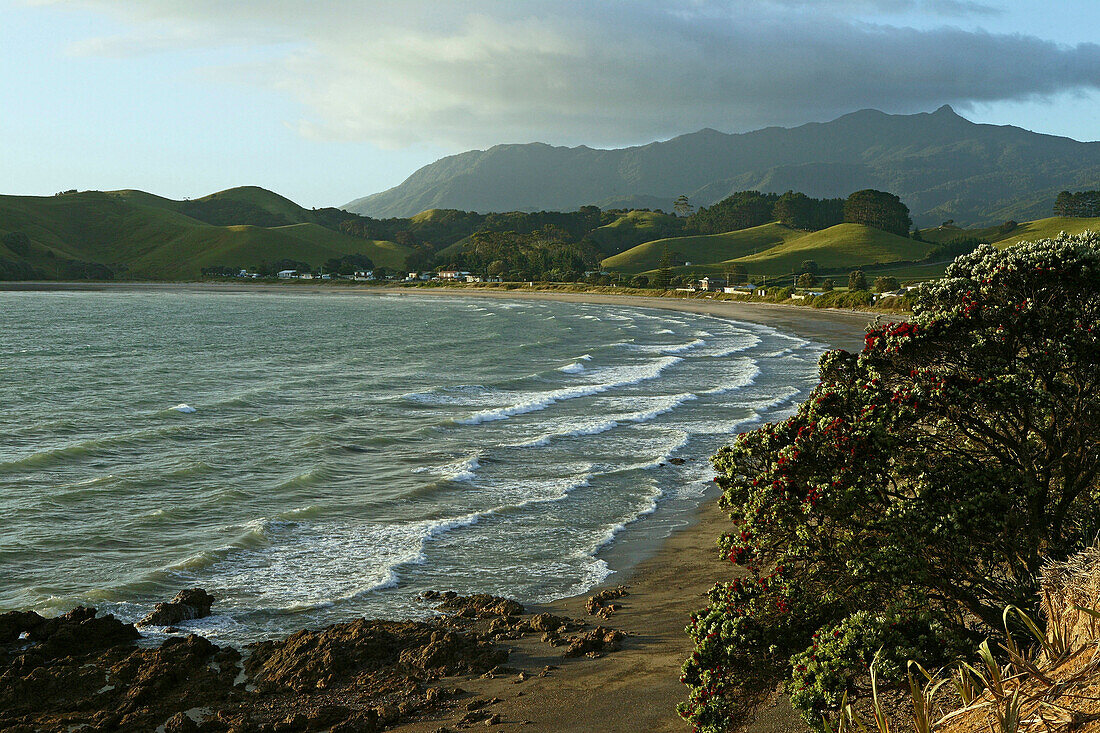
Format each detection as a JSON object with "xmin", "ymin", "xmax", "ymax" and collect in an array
[{"xmin": 31, "ymin": 0, "xmax": 1100, "ymax": 148}]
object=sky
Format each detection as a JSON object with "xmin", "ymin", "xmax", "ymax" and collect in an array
[{"xmin": 2, "ymin": 0, "xmax": 1100, "ymax": 208}]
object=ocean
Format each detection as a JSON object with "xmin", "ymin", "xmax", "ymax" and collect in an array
[{"xmin": 0, "ymin": 290, "xmax": 826, "ymax": 645}]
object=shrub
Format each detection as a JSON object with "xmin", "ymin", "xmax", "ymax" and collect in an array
[{"xmin": 680, "ymin": 233, "xmax": 1100, "ymax": 730}]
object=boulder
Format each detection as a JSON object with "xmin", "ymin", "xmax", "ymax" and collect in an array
[{"xmin": 138, "ymin": 589, "xmax": 216, "ymax": 627}]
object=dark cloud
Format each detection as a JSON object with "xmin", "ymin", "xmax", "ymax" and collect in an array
[{"xmin": 40, "ymin": 0, "xmax": 1100, "ymax": 147}]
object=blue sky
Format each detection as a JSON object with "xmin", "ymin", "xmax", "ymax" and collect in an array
[{"xmin": 2, "ymin": 0, "xmax": 1099, "ymax": 208}]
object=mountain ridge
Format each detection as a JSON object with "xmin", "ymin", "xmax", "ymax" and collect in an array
[{"xmin": 344, "ymin": 106, "xmax": 1100, "ymax": 226}]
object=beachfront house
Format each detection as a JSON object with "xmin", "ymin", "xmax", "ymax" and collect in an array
[
  {"xmin": 439, "ymin": 270, "xmax": 471, "ymax": 280},
  {"xmin": 465, "ymin": 275, "xmax": 484, "ymax": 283},
  {"xmin": 353, "ymin": 270, "xmax": 373, "ymax": 281},
  {"xmin": 698, "ymin": 277, "xmax": 727, "ymax": 292},
  {"xmin": 277, "ymin": 269, "xmax": 298, "ymax": 279},
  {"xmin": 722, "ymin": 286, "xmax": 751, "ymax": 296},
  {"xmin": 299, "ymin": 273, "xmax": 314, "ymax": 280}
]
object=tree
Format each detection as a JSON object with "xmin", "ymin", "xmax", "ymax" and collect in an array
[
  {"xmin": 689, "ymin": 191, "xmax": 780, "ymax": 234},
  {"xmin": 848, "ymin": 270, "xmax": 868, "ymax": 291},
  {"xmin": 653, "ymin": 248, "xmax": 674, "ymax": 289},
  {"xmin": 2, "ymin": 232, "xmax": 31, "ymax": 257},
  {"xmin": 796, "ymin": 272, "xmax": 817, "ymax": 288},
  {"xmin": 725, "ymin": 264, "xmax": 747, "ymax": 284},
  {"xmin": 843, "ymin": 190, "xmax": 912, "ymax": 236},
  {"xmin": 680, "ymin": 233, "xmax": 1100, "ymax": 731},
  {"xmin": 872, "ymin": 275, "xmax": 900, "ymax": 292},
  {"xmin": 674, "ymin": 195, "xmax": 695, "ymax": 218},
  {"xmin": 821, "ymin": 278, "xmax": 835, "ymax": 291},
  {"xmin": 774, "ymin": 192, "xmax": 845, "ymax": 231},
  {"xmin": 630, "ymin": 274, "xmax": 650, "ymax": 288},
  {"xmin": 800, "ymin": 260, "xmax": 819, "ymax": 275}
]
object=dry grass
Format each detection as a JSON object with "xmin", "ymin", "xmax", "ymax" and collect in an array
[{"xmin": 825, "ymin": 548, "xmax": 1100, "ymax": 733}]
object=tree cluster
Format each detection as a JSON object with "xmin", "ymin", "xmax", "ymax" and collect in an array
[
  {"xmin": 1053, "ymin": 190, "xmax": 1100, "ymax": 218},
  {"xmin": 843, "ymin": 189, "xmax": 912, "ymax": 236},
  {"xmin": 773, "ymin": 192, "xmax": 845, "ymax": 231},
  {"xmin": 679, "ymin": 233, "xmax": 1100, "ymax": 731}
]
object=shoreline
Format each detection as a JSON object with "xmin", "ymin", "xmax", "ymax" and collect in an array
[
  {"xmin": 3, "ymin": 281, "xmax": 872, "ymax": 731},
  {"xmin": 1, "ymin": 280, "xmax": 875, "ymax": 352}
]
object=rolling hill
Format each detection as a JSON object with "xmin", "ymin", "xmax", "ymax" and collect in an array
[
  {"xmin": 0, "ymin": 189, "xmax": 410, "ymax": 279},
  {"xmin": 604, "ymin": 222, "xmax": 934, "ymax": 276},
  {"xmin": 344, "ymin": 106, "xmax": 1100, "ymax": 227},
  {"xmin": 602, "ymin": 222, "xmax": 802, "ymax": 273}
]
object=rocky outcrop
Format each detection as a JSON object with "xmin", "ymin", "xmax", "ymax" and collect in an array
[
  {"xmin": 138, "ymin": 588, "xmax": 216, "ymax": 627},
  {"xmin": 423, "ymin": 591, "xmax": 524, "ymax": 619},
  {"xmin": 0, "ymin": 589, "xmax": 627, "ymax": 731},
  {"xmin": 585, "ymin": 586, "xmax": 629, "ymax": 619},
  {"xmin": 564, "ymin": 626, "xmax": 627, "ymax": 658},
  {"xmin": 245, "ymin": 618, "xmax": 508, "ymax": 693}
]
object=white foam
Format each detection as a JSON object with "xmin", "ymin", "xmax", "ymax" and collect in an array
[
  {"xmin": 170, "ymin": 404, "xmax": 196, "ymax": 414},
  {"xmin": 414, "ymin": 454, "xmax": 481, "ymax": 482},
  {"xmin": 456, "ymin": 356, "xmax": 682, "ymax": 426},
  {"xmin": 558, "ymin": 362, "xmax": 585, "ymax": 374}
]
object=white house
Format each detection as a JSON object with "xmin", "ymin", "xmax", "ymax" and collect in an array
[
  {"xmin": 439, "ymin": 270, "xmax": 471, "ymax": 280},
  {"xmin": 277, "ymin": 269, "xmax": 297, "ymax": 279},
  {"xmin": 353, "ymin": 270, "xmax": 373, "ymax": 281},
  {"xmin": 465, "ymin": 275, "xmax": 484, "ymax": 283},
  {"xmin": 299, "ymin": 273, "xmax": 314, "ymax": 280},
  {"xmin": 722, "ymin": 287, "xmax": 751, "ymax": 296}
]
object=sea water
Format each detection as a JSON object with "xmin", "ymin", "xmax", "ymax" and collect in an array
[{"xmin": 0, "ymin": 291, "xmax": 826, "ymax": 645}]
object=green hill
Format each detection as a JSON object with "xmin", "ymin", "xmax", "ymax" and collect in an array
[
  {"xmin": 602, "ymin": 222, "xmax": 801, "ymax": 273},
  {"xmin": 0, "ymin": 190, "xmax": 409, "ymax": 279},
  {"xmin": 989, "ymin": 216, "xmax": 1100, "ymax": 247},
  {"xmin": 730, "ymin": 223, "xmax": 931, "ymax": 273},
  {"xmin": 586, "ymin": 210, "xmax": 685, "ymax": 256},
  {"xmin": 604, "ymin": 221, "xmax": 931, "ymax": 277}
]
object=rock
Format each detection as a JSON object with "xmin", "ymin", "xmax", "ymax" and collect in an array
[
  {"xmin": 245, "ymin": 619, "xmax": 507, "ymax": 693},
  {"xmin": 163, "ymin": 712, "xmax": 200, "ymax": 733},
  {"xmin": 564, "ymin": 626, "xmax": 626, "ymax": 658},
  {"xmin": 138, "ymin": 589, "xmax": 216, "ymax": 627},
  {"xmin": 8, "ymin": 606, "xmax": 140, "ymax": 661},
  {"xmin": 434, "ymin": 593, "xmax": 524, "ymax": 619},
  {"xmin": 669, "ymin": 457, "xmax": 686, "ymax": 465},
  {"xmin": 584, "ymin": 586, "xmax": 629, "ymax": 619},
  {"xmin": 485, "ymin": 713, "xmax": 502, "ymax": 725},
  {"xmin": 0, "ymin": 610, "xmax": 45, "ymax": 644}
]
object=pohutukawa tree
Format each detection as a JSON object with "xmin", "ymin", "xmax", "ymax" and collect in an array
[{"xmin": 680, "ymin": 232, "xmax": 1100, "ymax": 731}]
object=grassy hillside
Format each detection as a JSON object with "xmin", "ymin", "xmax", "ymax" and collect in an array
[
  {"xmin": 990, "ymin": 216, "xmax": 1100, "ymax": 247},
  {"xmin": 730, "ymin": 223, "xmax": 931, "ymax": 273},
  {"xmin": 586, "ymin": 210, "xmax": 685, "ymax": 256},
  {"xmin": 0, "ymin": 190, "xmax": 409, "ymax": 279},
  {"xmin": 602, "ymin": 222, "xmax": 801, "ymax": 273},
  {"xmin": 604, "ymin": 221, "xmax": 931, "ymax": 277}
]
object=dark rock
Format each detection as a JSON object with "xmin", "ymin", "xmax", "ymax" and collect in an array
[
  {"xmin": 669, "ymin": 457, "xmax": 686, "ymax": 465},
  {"xmin": 564, "ymin": 626, "xmax": 626, "ymax": 657},
  {"xmin": 434, "ymin": 593, "xmax": 523, "ymax": 619},
  {"xmin": 138, "ymin": 589, "xmax": 216, "ymax": 627},
  {"xmin": 164, "ymin": 712, "xmax": 201, "ymax": 733},
  {"xmin": 584, "ymin": 586, "xmax": 629, "ymax": 619},
  {"xmin": 245, "ymin": 619, "xmax": 507, "ymax": 693}
]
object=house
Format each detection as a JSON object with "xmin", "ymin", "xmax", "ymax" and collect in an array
[
  {"xmin": 406, "ymin": 272, "xmax": 420, "ymax": 281},
  {"xmin": 353, "ymin": 270, "xmax": 373, "ymax": 281},
  {"xmin": 299, "ymin": 273, "xmax": 314, "ymax": 280},
  {"xmin": 722, "ymin": 287, "xmax": 751, "ymax": 296},
  {"xmin": 465, "ymin": 275, "xmax": 484, "ymax": 283},
  {"xmin": 676, "ymin": 285, "xmax": 697, "ymax": 293},
  {"xmin": 439, "ymin": 270, "xmax": 471, "ymax": 280},
  {"xmin": 698, "ymin": 277, "xmax": 727, "ymax": 292},
  {"xmin": 277, "ymin": 269, "xmax": 297, "ymax": 279}
]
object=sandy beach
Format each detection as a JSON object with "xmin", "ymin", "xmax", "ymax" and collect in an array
[{"xmin": 3, "ymin": 281, "xmax": 874, "ymax": 732}]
